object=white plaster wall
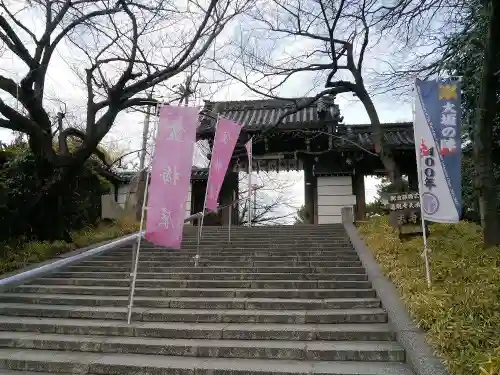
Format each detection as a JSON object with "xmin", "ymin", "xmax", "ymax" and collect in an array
[
  {"xmin": 317, "ymin": 176, "xmax": 356, "ymax": 224},
  {"xmin": 184, "ymin": 183, "xmax": 192, "ymax": 225},
  {"xmin": 109, "ymin": 182, "xmax": 193, "ymax": 222},
  {"xmin": 117, "ymin": 185, "xmax": 130, "ymax": 208}
]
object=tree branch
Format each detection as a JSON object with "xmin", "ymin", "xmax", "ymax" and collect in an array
[
  {"xmin": 0, "ymin": 14, "xmax": 34, "ymax": 66},
  {"xmin": 58, "ymin": 127, "xmax": 110, "ymax": 166},
  {"xmin": 357, "ymin": 0, "xmax": 370, "ymax": 71},
  {"xmin": 0, "ymin": 1, "xmax": 37, "ymax": 42},
  {"xmin": 121, "ymin": 0, "xmax": 224, "ymax": 97},
  {"xmin": 0, "ymin": 99, "xmax": 40, "ymax": 135}
]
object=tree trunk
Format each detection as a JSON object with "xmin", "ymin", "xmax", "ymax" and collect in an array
[
  {"xmin": 357, "ymin": 88, "xmax": 404, "ymax": 190},
  {"xmin": 473, "ymin": 0, "xmax": 500, "ymax": 247},
  {"xmin": 11, "ymin": 161, "xmax": 81, "ymax": 240},
  {"xmin": 135, "ymin": 169, "xmax": 148, "ymax": 221}
]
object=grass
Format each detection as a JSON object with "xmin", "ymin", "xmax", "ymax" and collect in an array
[
  {"xmin": 358, "ymin": 217, "xmax": 500, "ymax": 375},
  {"xmin": 0, "ymin": 216, "xmax": 139, "ymax": 275}
]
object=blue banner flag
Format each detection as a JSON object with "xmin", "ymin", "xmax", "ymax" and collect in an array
[{"xmin": 414, "ymin": 78, "xmax": 462, "ymax": 223}]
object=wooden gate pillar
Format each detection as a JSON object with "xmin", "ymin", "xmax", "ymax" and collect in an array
[
  {"xmin": 353, "ymin": 171, "xmax": 366, "ymax": 221},
  {"xmin": 303, "ymin": 159, "xmax": 316, "ymax": 224},
  {"xmin": 408, "ymin": 167, "xmax": 419, "ymax": 191}
]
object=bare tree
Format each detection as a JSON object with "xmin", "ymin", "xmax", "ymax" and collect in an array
[
  {"xmin": 294, "ymin": 205, "xmax": 307, "ymax": 225},
  {"xmin": 238, "ymin": 171, "xmax": 301, "ymax": 225},
  {"xmin": 367, "ymin": 0, "xmax": 472, "ymax": 95},
  {"xmin": 368, "ymin": 0, "xmax": 500, "ymax": 247},
  {"xmin": 0, "ymin": 0, "xmax": 251, "ymax": 220},
  {"xmin": 472, "ymin": 0, "xmax": 500, "ymax": 247},
  {"xmin": 212, "ymin": 0, "xmax": 404, "ymax": 188}
]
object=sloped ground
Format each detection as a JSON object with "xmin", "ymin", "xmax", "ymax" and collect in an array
[
  {"xmin": 0, "ymin": 219, "xmax": 139, "ymax": 275},
  {"xmin": 0, "ymin": 224, "xmax": 414, "ymax": 374},
  {"xmin": 359, "ymin": 217, "xmax": 500, "ymax": 375}
]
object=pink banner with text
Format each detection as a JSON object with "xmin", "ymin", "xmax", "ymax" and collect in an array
[
  {"xmin": 205, "ymin": 118, "xmax": 242, "ymax": 211},
  {"xmin": 145, "ymin": 105, "xmax": 198, "ymax": 249}
]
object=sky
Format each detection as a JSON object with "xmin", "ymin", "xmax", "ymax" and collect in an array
[{"xmin": 0, "ymin": 0, "xmax": 416, "ymax": 216}]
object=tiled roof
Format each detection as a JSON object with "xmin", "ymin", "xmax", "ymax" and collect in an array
[
  {"xmin": 198, "ymin": 98, "xmax": 414, "ymax": 148},
  {"xmin": 190, "ymin": 167, "xmax": 209, "ymax": 180},
  {"xmin": 343, "ymin": 123, "xmax": 414, "ymax": 148},
  {"xmin": 198, "ymin": 97, "xmax": 341, "ymax": 132}
]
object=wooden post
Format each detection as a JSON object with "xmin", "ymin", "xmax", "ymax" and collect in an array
[
  {"xmin": 408, "ymin": 168, "xmax": 419, "ymax": 192},
  {"xmin": 353, "ymin": 172, "xmax": 366, "ymax": 221},
  {"xmin": 220, "ymin": 172, "xmax": 238, "ymax": 226},
  {"xmin": 303, "ymin": 159, "xmax": 315, "ymax": 224},
  {"xmin": 312, "ymin": 174, "xmax": 318, "ymax": 224}
]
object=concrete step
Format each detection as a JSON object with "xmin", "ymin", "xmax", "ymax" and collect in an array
[
  {"xmin": 184, "ymin": 234, "xmax": 350, "ymax": 238},
  {"xmin": 184, "ymin": 226, "xmax": 344, "ymax": 231},
  {"xmin": 140, "ymin": 308, "xmax": 387, "ymax": 325},
  {"xmin": 94, "ymin": 254, "xmax": 361, "ymax": 261},
  {"xmin": 9, "ymin": 285, "xmax": 377, "ymax": 299},
  {"xmin": 161, "ymin": 242, "xmax": 351, "ymax": 248},
  {"xmin": 145, "ymin": 244, "xmax": 353, "ymax": 250},
  {"xmin": 181, "ymin": 233, "xmax": 350, "ymax": 237},
  {"xmin": 177, "ymin": 244, "xmax": 353, "ymax": 249},
  {"xmin": 0, "ymin": 295, "xmax": 381, "ymax": 309},
  {"xmin": 64, "ymin": 266, "xmax": 367, "ymax": 274},
  {"xmin": 0, "ymin": 304, "xmax": 386, "ymax": 323},
  {"xmin": 0, "ymin": 332, "xmax": 405, "ymax": 362},
  {"xmin": 75, "ymin": 260, "xmax": 363, "ymax": 268},
  {"xmin": 0, "ymin": 224, "xmax": 414, "ymax": 374},
  {"xmin": 182, "ymin": 237, "xmax": 351, "ymax": 242},
  {"xmin": 32, "ymin": 278, "xmax": 372, "ymax": 289},
  {"xmin": 51, "ymin": 272, "xmax": 369, "ymax": 281},
  {"xmin": 180, "ymin": 237, "xmax": 350, "ymax": 242},
  {"xmin": 0, "ymin": 316, "xmax": 390, "ymax": 340},
  {"xmin": 108, "ymin": 249, "xmax": 356, "ymax": 256},
  {"xmin": 0, "ymin": 348, "xmax": 414, "ymax": 374}
]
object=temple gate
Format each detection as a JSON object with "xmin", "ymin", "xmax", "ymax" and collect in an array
[{"xmin": 190, "ymin": 97, "xmax": 418, "ymax": 224}]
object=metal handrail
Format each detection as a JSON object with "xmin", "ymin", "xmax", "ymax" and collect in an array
[
  {"xmin": 192, "ymin": 185, "xmax": 263, "ymax": 263},
  {"xmin": 0, "ymin": 233, "xmax": 139, "ymax": 291},
  {"xmin": 0, "ymin": 186, "xmax": 263, "ymax": 290},
  {"xmin": 187, "ymin": 185, "xmax": 263, "ymax": 223}
]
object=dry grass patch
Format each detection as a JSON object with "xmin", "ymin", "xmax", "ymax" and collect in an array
[
  {"xmin": 1, "ymin": 216, "xmax": 139, "ymax": 275},
  {"xmin": 359, "ymin": 217, "xmax": 500, "ymax": 375}
]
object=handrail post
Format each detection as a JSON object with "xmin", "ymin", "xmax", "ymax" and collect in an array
[
  {"xmin": 228, "ymin": 204, "xmax": 232, "ymax": 243},
  {"xmin": 248, "ymin": 196, "xmax": 252, "ymax": 227},
  {"xmin": 130, "ymin": 242, "xmax": 137, "ymax": 276},
  {"xmin": 195, "ymin": 213, "xmax": 202, "ymax": 266}
]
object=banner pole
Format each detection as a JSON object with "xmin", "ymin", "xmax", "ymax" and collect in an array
[
  {"xmin": 197, "ymin": 193, "xmax": 207, "ymax": 262},
  {"xmin": 228, "ymin": 204, "xmax": 232, "ymax": 243},
  {"xmin": 421, "ymin": 220, "xmax": 432, "ymax": 288},
  {"xmin": 127, "ymin": 103, "xmax": 159, "ymax": 324},
  {"xmin": 413, "ymin": 86, "xmax": 432, "ymax": 289},
  {"xmin": 247, "ymin": 138, "xmax": 253, "ymax": 227},
  {"xmin": 417, "ymin": 146, "xmax": 432, "ymax": 288}
]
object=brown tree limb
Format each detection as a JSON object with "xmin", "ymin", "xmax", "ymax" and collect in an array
[
  {"xmin": 0, "ymin": 1, "xmax": 37, "ymax": 42},
  {"xmin": 473, "ymin": 0, "xmax": 500, "ymax": 247},
  {"xmin": 0, "ymin": 14, "xmax": 34, "ymax": 66},
  {"xmin": 58, "ymin": 127, "xmax": 111, "ymax": 167}
]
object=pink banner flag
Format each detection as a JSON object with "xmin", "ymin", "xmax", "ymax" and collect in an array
[
  {"xmin": 145, "ymin": 105, "xmax": 198, "ymax": 249},
  {"xmin": 205, "ymin": 118, "xmax": 242, "ymax": 211}
]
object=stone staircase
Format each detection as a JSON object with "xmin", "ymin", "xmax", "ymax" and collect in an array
[{"xmin": 0, "ymin": 224, "xmax": 414, "ymax": 375}]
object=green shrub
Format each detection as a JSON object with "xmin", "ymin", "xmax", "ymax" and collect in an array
[
  {"xmin": 0, "ymin": 218, "xmax": 139, "ymax": 275},
  {"xmin": 359, "ymin": 217, "xmax": 500, "ymax": 375},
  {"xmin": 0, "ymin": 145, "xmax": 111, "ymax": 242}
]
